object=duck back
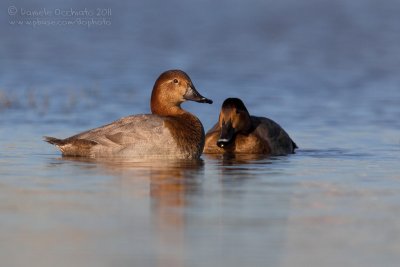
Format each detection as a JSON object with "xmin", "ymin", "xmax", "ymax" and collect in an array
[
  {"xmin": 253, "ymin": 116, "xmax": 296, "ymax": 155},
  {"xmin": 45, "ymin": 113, "xmax": 205, "ymax": 159}
]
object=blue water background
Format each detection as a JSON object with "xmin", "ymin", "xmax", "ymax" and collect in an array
[{"xmin": 0, "ymin": 0, "xmax": 399, "ymax": 266}]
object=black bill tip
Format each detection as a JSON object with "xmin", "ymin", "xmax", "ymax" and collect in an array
[{"xmin": 199, "ymin": 98, "xmax": 213, "ymax": 104}]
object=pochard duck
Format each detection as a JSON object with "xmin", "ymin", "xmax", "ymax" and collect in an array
[
  {"xmin": 45, "ymin": 70, "xmax": 212, "ymax": 159},
  {"xmin": 204, "ymin": 98, "xmax": 297, "ymax": 155}
]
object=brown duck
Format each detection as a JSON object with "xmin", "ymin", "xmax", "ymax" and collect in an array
[
  {"xmin": 204, "ymin": 98, "xmax": 297, "ymax": 155},
  {"xmin": 44, "ymin": 70, "xmax": 213, "ymax": 159}
]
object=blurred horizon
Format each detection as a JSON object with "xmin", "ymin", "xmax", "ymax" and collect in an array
[{"xmin": 1, "ymin": 0, "xmax": 400, "ymax": 88}]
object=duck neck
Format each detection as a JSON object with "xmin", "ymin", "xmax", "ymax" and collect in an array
[
  {"xmin": 150, "ymin": 93, "xmax": 186, "ymax": 116},
  {"xmin": 151, "ymin": 104, "xmax": 186, "ymax": 116}
]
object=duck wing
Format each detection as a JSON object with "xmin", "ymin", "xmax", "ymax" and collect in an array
[
  {"xmin": 45, "ymin": 114, "xmax": 173, "ymax": 156},
  {"xmin": 72, "ymin": 114, "xmax": 166, "ymax": 145},
  {"xmin": 254, "ymin": 116, "xmax": 297, "ymax": 154}
]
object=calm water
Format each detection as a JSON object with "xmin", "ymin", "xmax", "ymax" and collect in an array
[{"xmin": 1, "ymin": 0, "xmax": 399, "ymax": 266}]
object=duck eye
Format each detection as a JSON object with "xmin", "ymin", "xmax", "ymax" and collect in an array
[{"xmin": 173, "ymin": 79, "xmax": 179, "ymax": 84}]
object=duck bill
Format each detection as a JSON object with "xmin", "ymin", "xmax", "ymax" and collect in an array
[
  {"xmin": 184, "ymin": 86, "xmax": 213, "ymax": 104},
  {"xmin": 217, "ymin": 120, "xmax": 235, "ymax": 148}
]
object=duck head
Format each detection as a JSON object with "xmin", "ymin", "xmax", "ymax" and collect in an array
[
  {"xmin": 217, "ymin": 98, "xmax": 252, "ymax": 148},
  {"xmin": 151, "ymin": 70, "xmax": 212, "ymax": 115}
]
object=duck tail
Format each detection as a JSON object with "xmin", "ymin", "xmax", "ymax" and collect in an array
[{"xmin": 43, "ymin": 136, "xmax": 65, "ymax": 146}]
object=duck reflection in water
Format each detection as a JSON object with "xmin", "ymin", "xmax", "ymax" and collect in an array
[{"xmin": 55, "ymin": 157, "xmax": 204, "ymax": 267}]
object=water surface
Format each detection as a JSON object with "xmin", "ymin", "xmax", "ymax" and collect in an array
[{"xmin": 1, "ymin": 0, "xmax": 399, "ymax": 266}]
